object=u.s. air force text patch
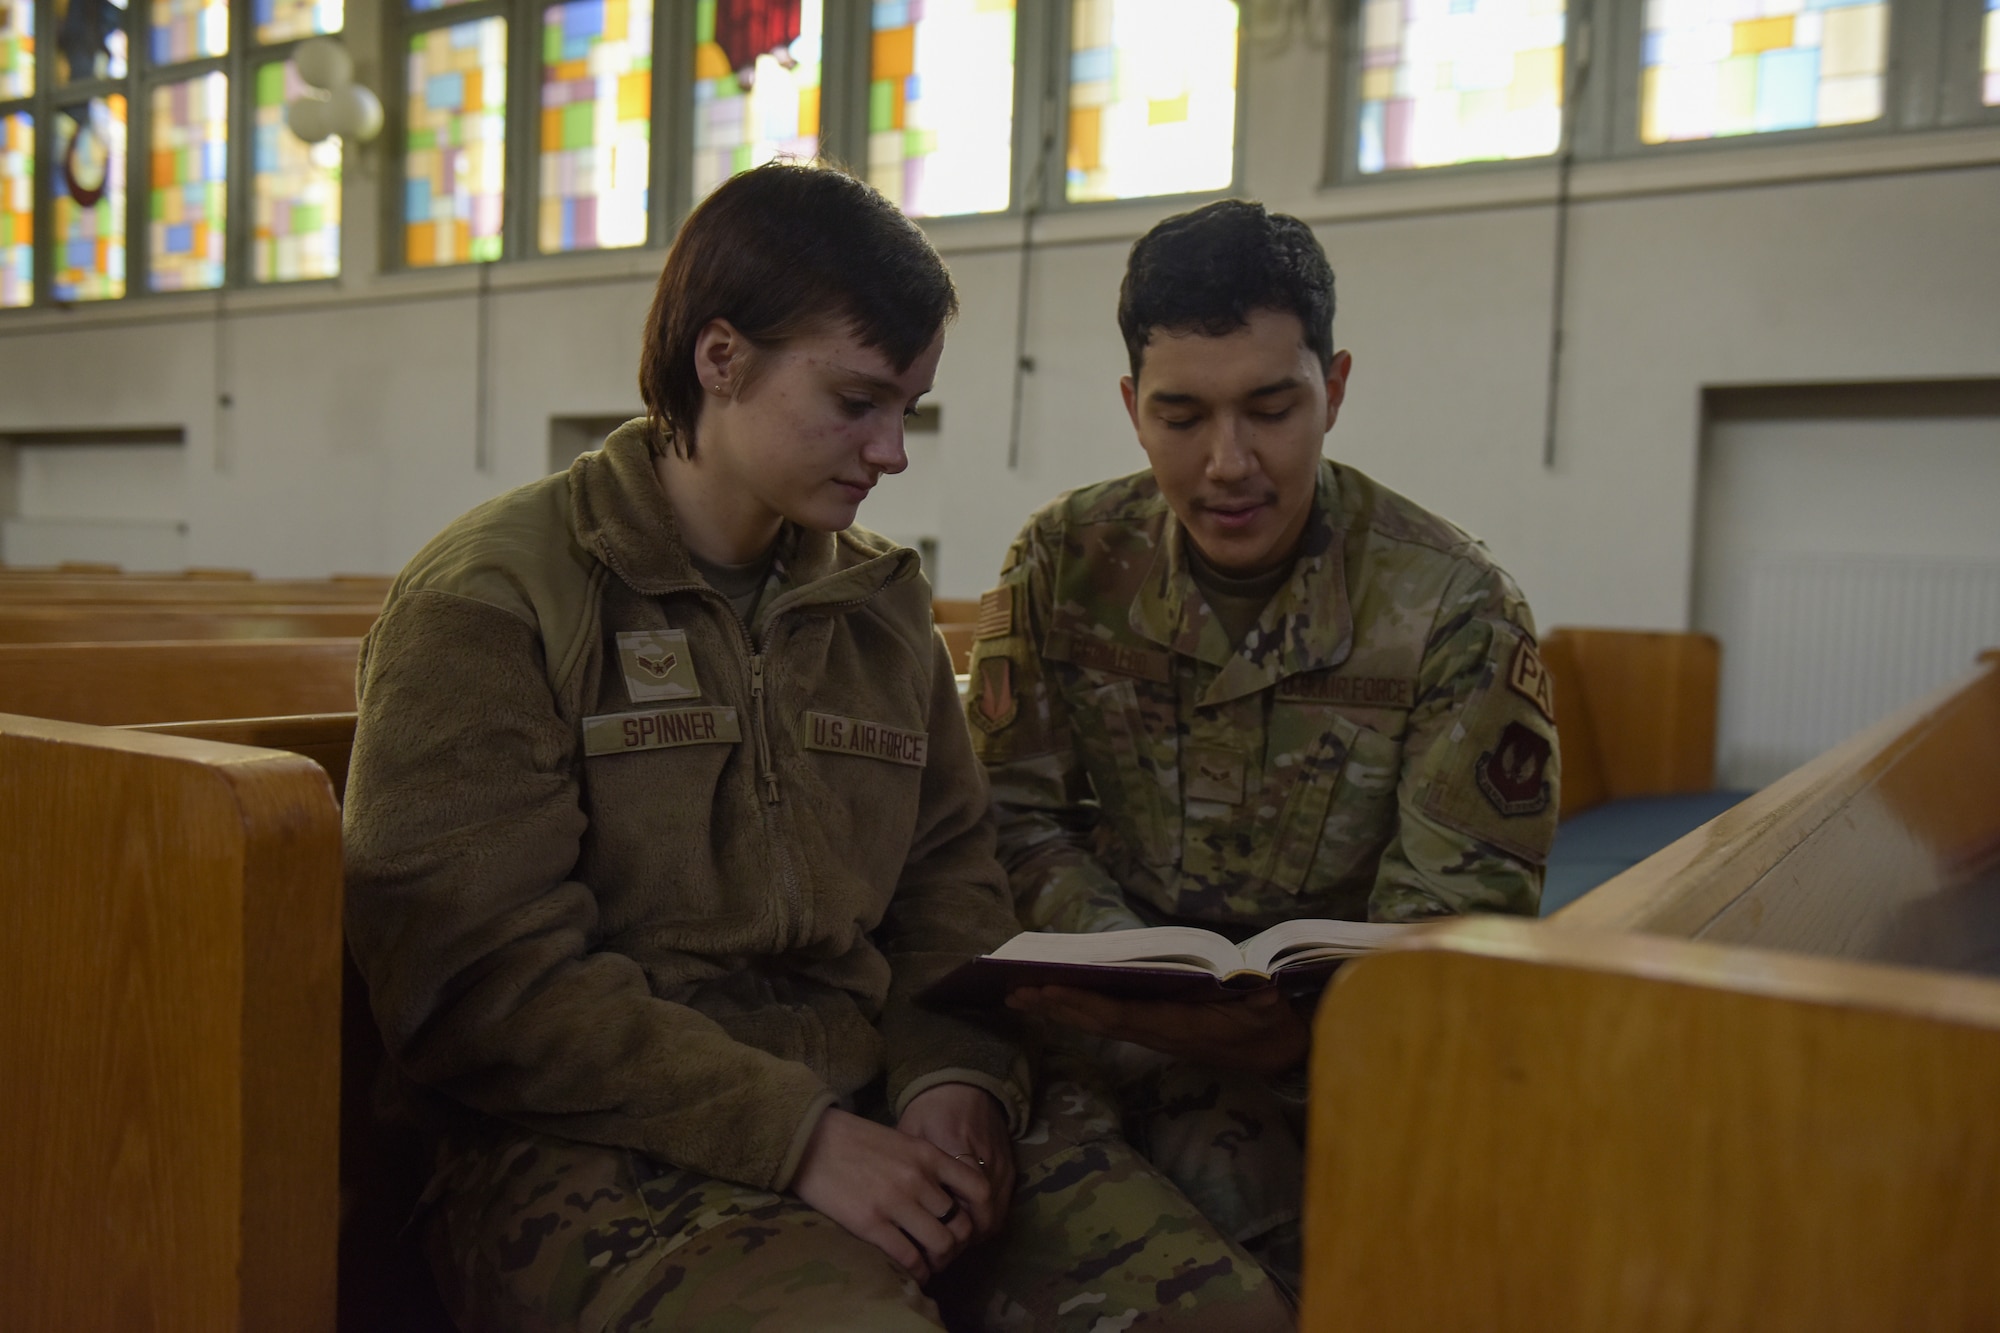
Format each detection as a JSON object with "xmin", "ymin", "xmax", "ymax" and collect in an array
[
  {"xmin": 617, "ymin": 629, "xmax": 702, "ymax": 703},
  {"xmin": 801, "ymin": 711, "xmax": 929, "ymax": 767},
  {"xmin": 1275, "ymin": 672, "xmax": 1414, "ymax": 709},
  {"xmin": 583, "ymin": 706, "xmax": 741, "ymax": 756}
]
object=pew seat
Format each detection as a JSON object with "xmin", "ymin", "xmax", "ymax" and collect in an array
[{"xmin": 1302, "ymin": 649, "xmax": 2000, "ymax": 1331}]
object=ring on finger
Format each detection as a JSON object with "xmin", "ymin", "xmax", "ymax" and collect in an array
[
  {"xmin": 936, "ymin": 1197, "xmax": 961, "ymax": 1225},
  {"xmin": 953, "ymin": 1153, "xmax": 988, "ymax": 1169}
]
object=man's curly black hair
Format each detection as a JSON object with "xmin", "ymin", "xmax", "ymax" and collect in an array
[{"xmin": 1117, "ymin": 199, "xmax": 1335, "ymax": 378}]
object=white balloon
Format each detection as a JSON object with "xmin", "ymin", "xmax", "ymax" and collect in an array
[
  {"xmin": 285, "ymin": 95, "xmax": 337, "ymax": 143},
  {"xmin": 293, "ymin": 36, "xmax": 354, "ymax": 91},
  {"xmin": 328, "ymin": 83, "xmax": 384, "ymax": 143}
]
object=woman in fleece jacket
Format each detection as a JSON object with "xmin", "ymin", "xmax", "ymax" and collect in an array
[{"xmin": 341, "ymin": 163, "xmax": 1291, "ymax": 1333}]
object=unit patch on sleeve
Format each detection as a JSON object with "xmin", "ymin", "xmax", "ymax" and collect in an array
[
  {"xmin": 1506, "ymin": 638, "xmax": 1556, "ymax": 722},
  {"xmin": 583, "ymin": 706, "xmax": 741, "ymax": 756},
  {"xmin": 1476, "ymin": 721, "xmax": 1553, "ymax": 817},
  {"xmin": 971, "ymin": 653, "xmax": 1017, "ymax": 733},
  {"xmin": 801, "ymin": 712, "xmax": 930, "ymax": 768},
  {"xmin": 976, "ymin": 585, "xmax": 1016, "ymax": 640},
  {"xmin": 617, "ymin": 629, "xmax": 702, "ymax": 703}
]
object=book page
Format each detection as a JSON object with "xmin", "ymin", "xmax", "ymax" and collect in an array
[
  {"xmin": 989, "ymin": 926, "xmax": 1244, "ymax": 977},
  {"xmin": 1240, "ymin": 919, "xmax": 1423, "ymax": 975}
]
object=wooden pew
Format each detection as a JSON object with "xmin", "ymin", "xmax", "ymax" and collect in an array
[
  {"xmin": 1301, "ymin": 650, "xmax": 2000, "ymax": 1331},
  {"xmin": 0, "ymin": 713, "xmax": 343, "ymax": 1333},
  {"xmin": 0, "ymin": 639, "xmax": 361, "ymax": 725},
  {"xmin": 1541, "ymin": 627, "xmax": 1720, "ymax": 821},
  {"xmin": 0, "ymin": 606, "xmax": 379, "ymax": 643},
  {"xmin": 0, "ymin": 575, "xmax": 388, "ymax": 604}
]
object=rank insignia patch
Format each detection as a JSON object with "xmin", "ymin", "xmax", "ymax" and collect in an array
[
  {"xmin": 617, "ymin": 629, "xmax": 701, "ymax": 703},
  {"xmin": 1507, "ymin": 638, "xmax": 1556, "ymax": 723},
  {"xmin": 1477, "ymin": 721, "xmax": 1552, "ymax": 817},
  {"xmin": 1184, "ymin": 745, "xmax": 1246, "ymax": 805},
  {"xmin": 971, "ymin": 654, "xmax": 1017, "ymax": 733}
]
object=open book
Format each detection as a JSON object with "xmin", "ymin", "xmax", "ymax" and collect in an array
[{"xmin": 921, "ymin": 919, "xmax": 1424, "ymax": 1007}]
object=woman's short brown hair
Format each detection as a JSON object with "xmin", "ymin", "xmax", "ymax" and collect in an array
[{"xmin": 638, "ymin": 162, "xmax": 958, "ymax": 457}]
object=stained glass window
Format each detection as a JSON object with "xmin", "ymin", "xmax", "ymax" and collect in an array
[
  {"xmin": 1985, "ymin": 0, "xmax": 1998, "ymax": 106},
  {"xmin": 410, "ymin": 0, "xmax": 478, "ymax": 13},
  {"xmin": 149, "ymin": 72, "xmax": 226, "ymax": 290},
  {"xmin": 1641, "ymin": 0, "xmax": 1887, "ymax": 142},
  {"xmin": 254, "ymin": 58, "xmax": 339, "ymax": 281},
  {"xmin": 1356, "ymin": 0, "xmax": 1565, "ymax": 173},
  {"xmin": 1066, "ymin": 0, "xmax": 1236, "ymax": 203},
  {"xmin": 405, "ymin": 16, "xmax": 506, "ymax": 266},
  {"xmin": 2, "ymin": 111, "xmax": 29, "ymax": 307},
  {"xmin": 691, "ymin": 0, "xmax": 821, "ymax": 200},
  {"xmin": 57, "ymin": 0, "xmax": 128, "ymax": 81},
  {"xmin": 53, "ymin": 96, "xmax": 126, "ymax": 300},
  {"xmin": 540, "ymin": 0, "xmax": 652, "ymax": 252},
  {"xmin": 151, "ymin": 0, "xmax": 227, "ymax": 63},
  {"xmin": 866, "ymin": 0, "xmax": 1014, "ymax": 217},
  {"xmin": 1, "ymin": 0, "xmax": 32, "ymax": 99},
  {"xmin": 254, "ymin": 0, "xmax": 339, "ymax": 42}
]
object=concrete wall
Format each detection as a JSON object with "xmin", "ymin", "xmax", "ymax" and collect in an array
[{"xmin": 3, "ymin": 27, "xmax": 1997, "ymax": 628}]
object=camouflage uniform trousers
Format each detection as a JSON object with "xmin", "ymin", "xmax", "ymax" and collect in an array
[
  {"xmin": 1049, "ymin": 1036, "xmax": 1306, "ymax": 1306},
  {"xmin": 419, "ymin": 1081, "xmax": 1294, "ymax": 1333}
]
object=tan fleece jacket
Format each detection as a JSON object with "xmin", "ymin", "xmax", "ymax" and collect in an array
[{"xmin": 342, "ymin": 421, "xmax": 1031, "ymax": 1191}]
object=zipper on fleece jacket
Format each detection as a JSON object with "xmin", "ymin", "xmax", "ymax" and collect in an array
[{"xmin": 749, "ymin": 653, "xmax": 779, "ymax": 805}]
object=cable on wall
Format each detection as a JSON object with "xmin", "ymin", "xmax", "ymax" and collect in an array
[
  {"xmin": 1541, "ymin": 1, "xmax": 1593, "ymax": 471},
  {"xmin": 474, "ymin": 258, "xmax": 493, "ymax": 472},
  {"xmin": 211, "ymin": 290, "xmax": 233, "ymax": 473}
]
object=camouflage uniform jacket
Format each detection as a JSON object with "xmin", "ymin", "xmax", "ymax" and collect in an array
[
  {"xmin": 343, "ymin": 421, "xmax": 1030, "ymax": 1197},
  {"xmin": 967, "ymin": 461, "xmax": 1557, "ymax": 936}
]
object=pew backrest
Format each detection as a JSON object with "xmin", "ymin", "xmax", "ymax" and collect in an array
[
  {"xmin": 1304, "ymin": 917, "xmax": 2000, "ymax": 1333},
  {"xmin": 0, "ymin": 605, "xmax": 379, "ymax": 643},
  {"xmin": 131, "ymin": 713, "xmax": 360, "ymax": 801},
  {"xmin": 1540, "ymin": 628, "xmax": 1720, "ymax": 821},
  {"xmin": 1554, "ymin": 650, "xmax": 2000, "ymax": 962},
  {"xmin": 0, "ymin": 638, "xmax": 362, "ymax": 726},
  {"xmin": 0, "ymin": 713, "xmax": 342, "ymax": 1333},
  {"xmin": 0, "ymin": 577, "xmax": 387, "ymax": 605}
]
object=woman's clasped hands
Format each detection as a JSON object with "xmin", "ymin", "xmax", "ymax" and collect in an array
[{"xmin": 789, "ymin": 1082, "xmax": 1014, "ymax": 1284}]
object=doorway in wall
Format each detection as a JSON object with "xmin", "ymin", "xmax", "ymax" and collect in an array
[
  {"xmin": 0, "ymin": 428, "xmax": 190, "ymax": 570},
  {"xmin": 1692, "ymin": 381, "xmax": 2000, "ymax": 790}
]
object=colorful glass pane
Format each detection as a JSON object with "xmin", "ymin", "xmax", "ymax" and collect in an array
[
  {"xmin": 254, "ymin": 0, "xmax": 340, "ymax": 42},
  {"xmin": 149, "ymin": 72, "xmax": 226, "ymax": 291},
  {"xmin": 1, "ymin": 0, "xmax": 32, "ymax": 99},
  {"xmin": 1641, "ymin": 0, "xmax": 1887, "ymax": 142},
  {"xmin": 57, "ymin": 0, "xmax": 128, "ymax": 81},
  {"xmin": 2, "ymin": 111, "xmax": 30, "ymax": 307},
  {"xmin": 1065, "ymin": 0, "xmax": 1237, "ymax": 202},
  {"xmin": 866, "ymin": 0, "xmax": 1014, "ymax": 217},
  {"xmin": 1356, "ymin": 0, "xmax": 1565, "ymax": 173},
  {"xmin": 691, "ymin": 0, "xmax": 821, "ymax": 200},
  {"xmin": 254, "ymin": 57, "xmax": 340, "ymax": 281},
  {"xmin": 1985, "ymin": 0, "xmax": 1998, "ymax": 106},
  {"xmin": 409, "ymin": 0, "xmax": 476, "ymax": 15},
  {"xmin": 539, "ymin": 0, "xmax": 652, "ymax": 252},
  {"xmin": 151, "ymin": 0, "xmax": 226, "ymax": 63},
  {"xmin": 53, "ymin": 95, "xmax": 126, "ymax": 300},
  {"xmin": 405, "ymin": 17, "xmax": 506, "ymax": 266}
]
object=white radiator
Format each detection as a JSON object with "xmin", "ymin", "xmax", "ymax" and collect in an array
[{"xmin": 1717, "ymin": 554, "xmax": 2000, "ymax": 789}]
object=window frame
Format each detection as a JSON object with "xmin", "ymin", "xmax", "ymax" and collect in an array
[
  {"xmin": 5, "ymin": 0, "xmax": 348, "ymax": 304},
  {"xmin": 1323, "ymin": 0, "xmax": 2000, "ymax": 187}
]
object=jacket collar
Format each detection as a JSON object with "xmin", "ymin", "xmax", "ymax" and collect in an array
[
  {"xmin": 571, "ymin": 421, "xmax": 918, "ymax": 612},
  {"xmin": 1129, "ymin": 461, "xmax": 1353, "ymax": 707}
]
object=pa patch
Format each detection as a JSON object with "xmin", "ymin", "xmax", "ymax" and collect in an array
[
  {"xmin": 1507, "ymin": 638, "xmax": 1556, "ymax": 722},
  {"xmin": 1477, "ymin": 721, "xmax": 1552, "ymax": 818}
]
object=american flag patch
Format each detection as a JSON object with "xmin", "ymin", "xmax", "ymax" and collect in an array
[{"xmin": 977, "ymin": 585, "xmax": 1015, "ymax": 640}]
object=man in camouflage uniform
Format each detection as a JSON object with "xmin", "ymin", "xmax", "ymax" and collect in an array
[{"xmin": 967, "ymin": 200, "xmax": 1559, "ymax": 1301}]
